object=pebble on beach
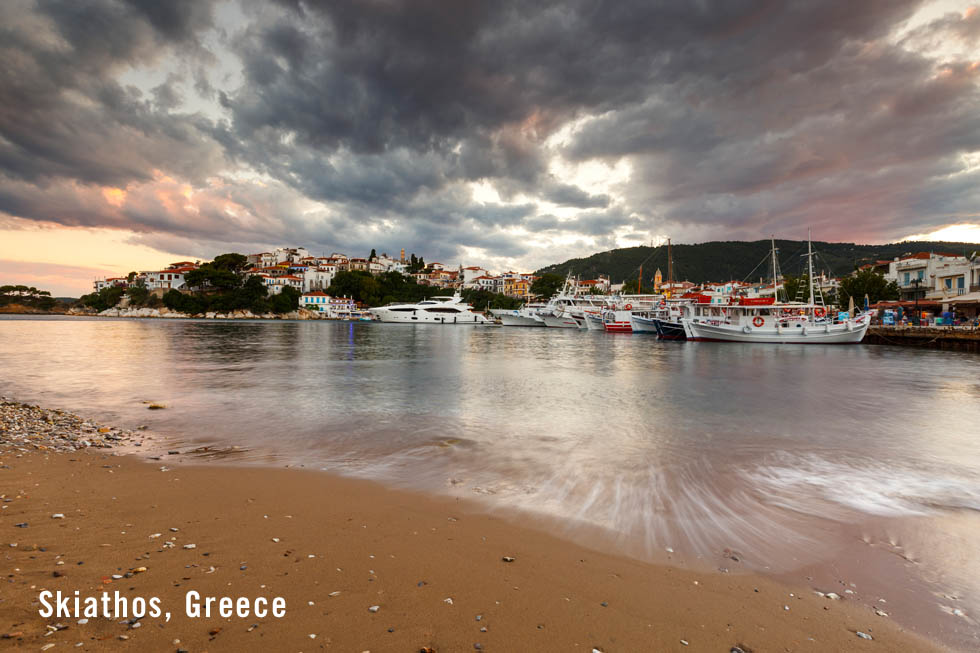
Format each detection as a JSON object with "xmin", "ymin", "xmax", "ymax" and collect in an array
[{"xmin": 0, "ymin": 400, "xmax": 139, "ymax": 453}]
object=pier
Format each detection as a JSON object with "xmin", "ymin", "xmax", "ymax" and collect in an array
[{"xmin": 865, "ymin": 326, "xmax": 980, "ymax": 352}]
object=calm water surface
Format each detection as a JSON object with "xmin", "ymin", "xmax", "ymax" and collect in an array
[{"xmin": 2, "ymin": 316, "xmax": 979, "ymax": 646}]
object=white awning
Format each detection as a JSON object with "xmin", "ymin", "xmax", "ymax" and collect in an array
[{"xmin": 947, "ymin": 291, "xmax": 980, "ymax": 304}]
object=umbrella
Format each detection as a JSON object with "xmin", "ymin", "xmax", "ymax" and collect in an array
[
  {"xmin": 864, "ymin": 294, "xmax": 870, "ymax": 312},
  {"xmin": 848, "ymin": 295, "xmax": 854, "ymax": 316}
]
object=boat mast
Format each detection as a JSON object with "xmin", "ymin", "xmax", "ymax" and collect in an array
[
  {"xmin": 807, "ymin": 228, "xmax": 815, "ymax": 306},
  {"xmin": 771, "ymin": 235, "xmax": 778, "ymax": 302},
  {"xmin": 667, "ymin": 238, "xmax": 673, "ymax": 285}
]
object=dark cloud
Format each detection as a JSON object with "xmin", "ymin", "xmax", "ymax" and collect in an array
[{"xmin": 1, "ymin": 0, "xmax": 979, "ymax": 274}]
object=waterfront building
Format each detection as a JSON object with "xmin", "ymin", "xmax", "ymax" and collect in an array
[
  {"xmin": 885, "ymin": 252, "xmax": 969, "ymax": 301},
  {"xmin": 93, "ymin": 277, "xmax": 130, "ymax": 292},
  {"xmin": 142, "ymin": 262, "xmax": 200, "ymax": 291},
  {"xmin": 300, "ymin": 292, "xmax": 358, "ymax": 318}
]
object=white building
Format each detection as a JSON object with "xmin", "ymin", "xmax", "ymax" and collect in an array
[
  {"xmin": 461, "ymin": 266, "xmax": 490, "ymax": 287},
  {"xmin": 272, "ymin": 247, "xmax": 310, "ymax": 264},
  {"xmin": 300, "ymin": 292, "xmax": 358, "ymax": 318},
  {"xmin": 143, "ymin": 262, "xmax": 199, "ymax": 291},
  {"xmin": 263, "ymin": 275, "xmax": 304, "ymax": 295},
  {"xmin": 302, "ymin": 267, "xmax": 335, "ymax": 293},
  {"xmin": 93, "ymin": 277, "xmax": 129, "ymax": 292},
  {"xmin": 885, "ymin": 252, "xmax": 969, "ymax": 301}
]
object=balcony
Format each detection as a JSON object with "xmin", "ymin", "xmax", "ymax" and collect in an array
[{"xmin": 895, "ymin": 261, "xmax": 928, "ymax": 271}]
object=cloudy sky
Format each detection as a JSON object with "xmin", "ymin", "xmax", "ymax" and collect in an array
[{"xmin": 1, "ymin": 0, "xmax": 979, "ymax": 295}]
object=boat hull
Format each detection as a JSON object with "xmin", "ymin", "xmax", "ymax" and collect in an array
[
  {"xmin": 653, "ymin": 319, "xmax": 687, "ymax": 341},
  {"xmin": 584, "ymin": 313, "xmax": 605, "ymax": 330},
  {"xmin": 490, "ymin": 310, "xmax": 545, "ymax": 327},
  {"xmin": 542, "ymin": 313, "xmax": 579, "ymax": 328},
  {"xmin": 629, "ymin": 315, "xmax": 659, "ymax": 333},
  {"xmin": 683, "ymin": 317, "xmax": 870, "ymax": 343},
  {"xmin": 370, "ymin": 310, "xmax": 491, "ymax": 324}
]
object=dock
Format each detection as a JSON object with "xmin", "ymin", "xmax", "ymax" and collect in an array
[{"xmin": 865, "ymin": 326, "xmax": 980, "ymax": 352}]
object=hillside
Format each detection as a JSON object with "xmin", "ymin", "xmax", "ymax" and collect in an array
[{"xmin": 536, "ymin": 240, "xmax": 980, "ymax": 285}]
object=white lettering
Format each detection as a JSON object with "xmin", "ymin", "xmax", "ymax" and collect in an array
[
  {"xmin": 185, "ymin": 590, "xmax": 201, "ymax": 618},
  {"xmin": 38, "ymin": 590, "xmax": 53, "ymax": 618},
  {"xmin": 272, "ymin": 597, "xmax": 286, "ymax": 618}
]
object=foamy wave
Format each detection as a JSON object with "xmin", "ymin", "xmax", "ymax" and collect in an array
[{"xmin": 745, "ymin": 455, "xmax": 980, "ymax": 518}]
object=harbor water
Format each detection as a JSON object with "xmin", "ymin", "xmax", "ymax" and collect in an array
[{"xmin": 1, "ymin": 315, "xmax": 978, "ymax": 647}]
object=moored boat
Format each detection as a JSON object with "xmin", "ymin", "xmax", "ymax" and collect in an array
[
  {"xmin": 490, "ymin": 303, "xmax": 546, "ymax": 327},
  {"xmin": 369, "ymin": 293, "xmax": 491, "ymax": 324},
  {"xmin": 681, "ymin": 236, "xmax": 871, "ymax": 344},
  {"xmin": 629, "ymin": 314, "xmax": 659, "ymax": 333}
]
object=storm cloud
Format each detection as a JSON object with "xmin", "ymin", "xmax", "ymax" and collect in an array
[{"xmin": 1, "ymin": 0, "xmax": 978, "ymax": 271}]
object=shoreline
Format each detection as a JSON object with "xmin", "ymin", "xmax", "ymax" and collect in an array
[{"xmin": 1, "ymin": 401, "xmax": 945, "ymax": 651}]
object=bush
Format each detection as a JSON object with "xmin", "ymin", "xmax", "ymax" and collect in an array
[{"xmin": 80, "ymin": 286, "xmax": 125, "ymax": 312}]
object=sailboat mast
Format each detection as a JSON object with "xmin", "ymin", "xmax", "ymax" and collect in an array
[
  {"xmin": 771, "ymin": 236, "xmax": 778, "ymax": 301},
  {"xmin": 667, "ymin": 238, "xmax": 673, "ymax": 285},
  {"xmin": 807, "ymin": 228, "xmax": 815, "ymax": 306}
]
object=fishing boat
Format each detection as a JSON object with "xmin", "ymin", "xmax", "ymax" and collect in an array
[
  {"xmin": 490, "ymin": 303, "xmax": 546, "ymax": 327},
  {"xmin": 629, "ymin": 314, "xmax": 659, "ymax": 333},
  {"xmin": 602, "ymin": 309, "xmax": 633, "ymax": 332},
  {"xmin": 682, "ymin": 236, "xmax": 871, "ymax": 344}
]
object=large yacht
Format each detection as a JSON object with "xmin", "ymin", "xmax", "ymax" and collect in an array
[{"xmin": 369, "ymin": 293, "xmax": 491, "ymax": 324}]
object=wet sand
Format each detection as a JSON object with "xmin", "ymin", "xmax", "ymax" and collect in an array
[{"xmin": 0, "ymin": 449, "xmax": 941, "ymax": 652}]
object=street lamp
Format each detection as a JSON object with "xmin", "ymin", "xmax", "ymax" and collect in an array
[{"xmin": 910, "ymin": 278, "xmax": 921, "ymax": 326}]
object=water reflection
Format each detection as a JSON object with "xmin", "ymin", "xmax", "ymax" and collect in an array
[{"xmin": 1, "ymin": 316, "xmax": 979, "ymax": 645}]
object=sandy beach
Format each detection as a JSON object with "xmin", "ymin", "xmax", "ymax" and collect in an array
[{"xmin": 1, "ymin": 403, "xmax": 941, "ymax": 652}]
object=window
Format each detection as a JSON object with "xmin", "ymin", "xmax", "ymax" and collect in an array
[
  {"xmin": 424, "ymin": 307, "xmax": 462, "ymax": 313},
  {"xmin": 945, "ymin": 278, "xmax": 953, "ymax": 289},
  {"xmin": 903, "ymin": 272, "xmax": 910, "ymax": 284},
  {"xmin": 389, "ymin": 308, "xmax": 416, "ymax": 312}
]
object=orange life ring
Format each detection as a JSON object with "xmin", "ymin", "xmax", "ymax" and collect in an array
[
  {"xmin": 814, "ymin": 307, "xmax": 826, "ymax": 318},
  {"xmin": 624, "ymin": 303, "xmax": 633, "ymax": 310},
  {"xmin": 752, "ymin": 316, "xmax": 764, "ymax": 327}
]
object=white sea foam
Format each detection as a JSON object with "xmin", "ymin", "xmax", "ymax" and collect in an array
[{"xmin": 745, "ymin": 454, "xmax": 980, "ymax": 518}]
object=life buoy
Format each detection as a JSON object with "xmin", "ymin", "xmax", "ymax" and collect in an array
[
  {"xmin": 752, "ymin": 316, "xmax": 764, "ymax": 327},
  {"xmin": 624, "ymin": 303, "xmax": 633, "ymax": 311},
  {"xmin": 814, "ymin": 307, "xmax": 826, "ymax": 318}
]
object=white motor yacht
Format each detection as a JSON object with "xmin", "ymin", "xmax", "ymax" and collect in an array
[{"xmin": 369, "ymin": 293, "xmax": 491, "ymax": 324}]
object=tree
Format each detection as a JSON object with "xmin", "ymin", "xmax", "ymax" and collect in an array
[
  {"xmin": 270, "ymin": 286, "xmax": 301, "ymax": 313},
  {"xmin": 162, "ymin": 289, "xmax": 205, "ymax": 314},
  {"xmin": 80, "ymin": 286, "xmax": 125, "ymax": 311},
  {"xmin": 530, "ymin": 273, "xmax": 564, "ymax": 298},
  {"xmin": 211, "ymin": 253, "xmax": 247, "ymax": 272},
  {"xmin": 185, "ymin": 264, "xmax": 240, "ymax": 291},
  {"xmin": 369, "ymin": 248, "xmax": 377, "ymax": 261},
  {"xmin": 838, "ymin": 268, "xmax": 899, "ymax": 309},
  {"xmin": 127, "ymin": 280, "xmax": 150, "ymax": 306}
]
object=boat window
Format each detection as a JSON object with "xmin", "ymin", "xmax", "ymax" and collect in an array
[
  {"xmin": 424, "ymin": 307, "xmax": 462, "ymax": 313},
  {"xmin": 389, "ymin": 308, "xmax": 416, "ymax": 312}
]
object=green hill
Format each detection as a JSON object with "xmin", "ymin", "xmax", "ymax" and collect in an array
[{"xmin": 536, "ymin": 240, "xmax": 980, "ymax": 285}]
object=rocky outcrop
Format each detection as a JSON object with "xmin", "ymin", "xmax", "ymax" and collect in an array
[{"xmin": 93, "ymin": 306, "xmax": 326, "ymax": 320}]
